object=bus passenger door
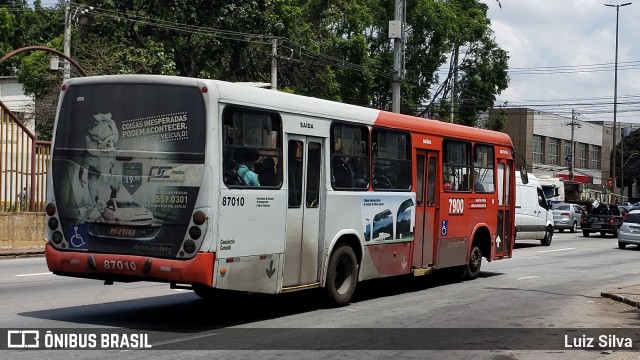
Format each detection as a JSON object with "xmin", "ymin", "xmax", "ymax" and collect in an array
[
  {"xmin": 495, "ymin": 160, "xmax": 513, "ymax": 258},
  {"xmin": 413, "ymin": 150, "xmax": 438, "ymax": 268},
  {"xmin": 284, "ymin": 136, "xmax": 324, "ymax": 287}
]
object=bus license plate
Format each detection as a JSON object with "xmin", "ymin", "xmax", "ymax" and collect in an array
[{"xmin": 110, "ymin": 227, "xmax": 137, "ymax": 237}]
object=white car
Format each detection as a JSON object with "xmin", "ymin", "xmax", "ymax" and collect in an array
[
  {"xmin": 618, "ymin": 210, "xmax": 640, "ymax": 249},
  {"xmin": 103, "ymin": 198, "xmax": 153, "ymax": 226}
]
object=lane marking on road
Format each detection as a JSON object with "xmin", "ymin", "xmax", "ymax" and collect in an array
[
  {"xmin": 14, "ymin": 272, "xmax": 53, "ymax": 277},
  {"xmin": 517, "ymin": 276, "xmax": 539, "ymax": 280},
  {"xmin": 537, "ymin": 247, "xmax": 575, "ymax": 253}
]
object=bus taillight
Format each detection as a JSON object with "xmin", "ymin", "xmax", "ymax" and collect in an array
[
  {"xmin": 193, "ymin": 211, "xmax": 206, "ymax": 225},
  {"xmin": 47, "ymin": 217, "xmax": 59, "ymax": 230},
  {"xmin": 52, "ymin": 231, "xmax": 63, "ymax": 244},
  {"xmin": 183, "ymin": 240, "xmax": 196, "ymax": 254},
  {"xmin": 189, "ymin": 226, "xmax": 202, "ymax": 240},
  {"xmin": 46, "ymin": 203, "xmax": 56, "ymax": 216}
]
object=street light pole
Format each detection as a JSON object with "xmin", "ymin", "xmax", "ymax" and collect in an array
[{"xmin": 605, "ymin": 2, "xmax": 632, "ymax": 197}]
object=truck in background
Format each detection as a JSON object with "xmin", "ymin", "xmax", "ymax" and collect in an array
[{"xmin": 538, "ymin": 176, "xmax": 565, "ymax": 204}]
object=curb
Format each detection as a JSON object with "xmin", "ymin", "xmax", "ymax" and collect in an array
[
  {"xmin": 601, "ymin": 291, "xmax": 640, "ymax": 309},
  {"xmin": 0, "ymin": 250, "xmax": 45, "ymax": 259}
]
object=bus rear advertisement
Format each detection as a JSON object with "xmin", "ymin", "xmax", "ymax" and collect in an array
[{"xmin": 45, "ymin": 75, "xmax": 516, "ymax": 306}]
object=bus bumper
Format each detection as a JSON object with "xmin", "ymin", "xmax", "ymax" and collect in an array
[{"xmin": 45, "ymin": 243, "xmax": 214, "ymax": 286}]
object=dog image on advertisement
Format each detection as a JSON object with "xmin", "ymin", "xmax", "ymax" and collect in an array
[{"xmin": 78, "ymin": 113, "xmax": 122, "ymax": 221}]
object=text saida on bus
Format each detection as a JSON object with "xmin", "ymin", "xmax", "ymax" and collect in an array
[{"xmin": 44, "ymin": 75, "xmax": 516, "ymax": 306}]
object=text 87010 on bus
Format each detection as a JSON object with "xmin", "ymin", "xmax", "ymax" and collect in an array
[{"xmin": 44, "ymin": 75, "xmax": 516, "ymax": 306}]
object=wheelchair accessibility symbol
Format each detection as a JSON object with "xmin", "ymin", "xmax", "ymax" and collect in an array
[
  {"xmin": 68, "ymin": 224, "xmax": 89, "ymax": 249},
  {"xmin": 441, "ymin": 220, "xmax": 448, "ymax": 236}
]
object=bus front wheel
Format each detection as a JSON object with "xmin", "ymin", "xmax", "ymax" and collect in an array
[{"xmin": 325, "ymin": 244, "xmax": 358, "ymax": 306}]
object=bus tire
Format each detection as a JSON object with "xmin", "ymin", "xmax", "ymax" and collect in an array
[
  {"xmin": 462, "ymin": 242, "xmax": 482, "ymax": 280},
  {"xmin": 325, "ymin": 244, "xmax": 358, "ymax": 306}
]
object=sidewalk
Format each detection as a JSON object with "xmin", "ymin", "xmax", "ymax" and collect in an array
[
  {"xmin": 601, "ymin": 284, "xmax": 640, "ymax": 309},
  {"xmin": 0, "ymin": 247, "xmax": 44, "ymax": 258}
]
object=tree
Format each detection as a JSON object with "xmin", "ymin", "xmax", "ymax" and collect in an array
[{"xmin": 1, "ymin": 0, "xmax": 510, "ymax": 139}]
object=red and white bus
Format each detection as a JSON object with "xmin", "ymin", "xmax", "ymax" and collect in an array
[{"xmin": 45, "ymin": 75, "xmax": 516, "ymax": 306}]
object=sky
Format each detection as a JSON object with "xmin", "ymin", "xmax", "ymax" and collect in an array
[{"xmin": 479, "ymin": 0, "xmax": 640, "ymax": 124}]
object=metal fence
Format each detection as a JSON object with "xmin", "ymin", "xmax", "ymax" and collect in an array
[{"xmin": 0, "ymin": 100, "xmax": 51, "ymax": 212}]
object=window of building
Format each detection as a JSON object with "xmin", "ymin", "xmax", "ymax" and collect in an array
[
  {"xmin": 533, "ymin": 135, "xmax": 543, "ymax": 164},
  {"xmin": 372, "ymin": 128, "xmax": 411, "ymax": 190},
  {"xmin": 591, "ymin": 145, "xmax": 600, "ymax": 170},
  {"xmin": 474, "ymin": 144, "xmax": 494, "ymax": 193},
  {"xmin": 443, "ymin": 140, "xmax": 472, "ymax": 192},
  {"xmin": 549, "ymin": 138, "xmax": 559, "ymax": 165},
  {"xmin": 577, "ymin": 143, "xmax": 587, "ymax": 168},
  {"xmin": 331, "ymin": 123, "xmax": 369, "ymax": 190},
  {"xmin": 222, "ymin": 107, "xmax": 282, "ymax": 188}
]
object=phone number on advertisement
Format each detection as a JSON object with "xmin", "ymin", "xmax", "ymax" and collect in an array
[{"xmin": 153, "ymin": 195, "xmax": 188, "ymax": 204}]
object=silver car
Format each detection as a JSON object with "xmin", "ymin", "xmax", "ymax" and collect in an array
[
  {"xmin": 551, "ymin": 203, "xmax": 586, "ymax": 233},
  {"xmin": 618, "ymin": 210, "xmax": 640, "ymax": 249}
]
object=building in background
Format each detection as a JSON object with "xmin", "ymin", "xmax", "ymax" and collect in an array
[
  {"xmin": 0, "ymin": 76, "xmax": 35, "ymax": 129},
  {"xmin": 488, "ymin": 107, "xmax": 640, "ymax": 202}
]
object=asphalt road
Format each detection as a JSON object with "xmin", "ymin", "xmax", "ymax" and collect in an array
[{"xmin": 1, "ymin": 231, "xmax": 639, "ymax": 359}]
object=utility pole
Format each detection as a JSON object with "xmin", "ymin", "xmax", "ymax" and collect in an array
[
  {"xmin": 390, "ymin": 0, "xmax": 404, "ymax": 113},
  {"xmin": 621, "ymin": 124, "xmax": 625, "ymax": 197},
  {"xmin": 450, "ymin": 45, "xmax": 458, "ymax": 123},
  {"xmin": 63, "ymin": 2, "xmax": 71, "ymax": 81},
  {"xmin": 271, "ymin": 39, "xmax": 277, "ymax": 90},
  {"xmin": 567, "ymin": 109, "xmax": 582, "ymax": 181}
]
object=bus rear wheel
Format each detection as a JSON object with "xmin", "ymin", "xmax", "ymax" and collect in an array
[
  {"xmin": 325, "ymin": 244, "xmax": 358, "ymax": 306},
  {"xmin": 462, "ymin": 242, "xmax": 482, "ymax": 280}
]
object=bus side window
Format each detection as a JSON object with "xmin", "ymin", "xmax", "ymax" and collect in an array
[
  {"xmin": 331, "ymin": 123, "xmax": 369, "ymax": 190},
  {"xmin": 222, "ymin": 106, "xmax": 282, "ymax": 188},
  {"xmin": 474, "ymin": 144, "xmax": 495, "ymax": 193},
  {"xmin": 443, "ymin": 140, "xmax": 471, "ymax": 192},
  {"xmin": 371, "ymin": 128, "xmax": 411, "ymax": 191},
  {"xmin": 288, "ymin": 140, "xmax": 303, "ymax": 207}
]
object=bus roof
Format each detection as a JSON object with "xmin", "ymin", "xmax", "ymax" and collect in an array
[
  {"xmin": 376, "ymin": 111, "xmax": 514, "ymax": 147},
  {"xmin": 64, "ymin": 75, "xmax": 513, "ymax": 147}
]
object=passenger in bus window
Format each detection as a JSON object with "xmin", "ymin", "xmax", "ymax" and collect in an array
[
  {"xmin": 474, "ymin": 171, "xmax": 485, "ymax": 192},
  {"xmin": 458, "ymin": 174, "xmax": 470, "ymax": 191},
  {"xmin": 350, "ymin": 157, "xmax": 368, "ymax": 188},
  {"xmin": 259, "ymin": 157, "xmax": 278, "ymax": 186},
  {"xmin": 237, "ymin": 148, "xmax": 261, "ymax": 186}
]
